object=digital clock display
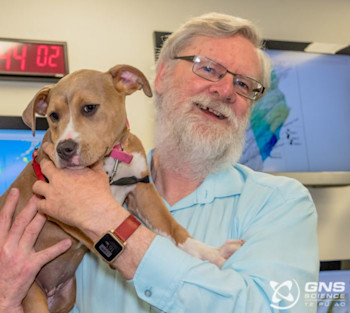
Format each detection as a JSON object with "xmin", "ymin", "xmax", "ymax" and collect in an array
[{"xmin": 0, "ymin": 38, "xmax": 69, "ymax": 82}]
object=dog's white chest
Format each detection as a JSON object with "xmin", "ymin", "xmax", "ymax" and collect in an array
[{"xmin": 103, "ymin": 152, "xmax": 148, "ymax": 204}]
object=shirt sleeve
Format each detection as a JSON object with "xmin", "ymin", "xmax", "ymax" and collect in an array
[{"xmin": 132, "ymin": 181, "xmax": 319, "ymax": 313}]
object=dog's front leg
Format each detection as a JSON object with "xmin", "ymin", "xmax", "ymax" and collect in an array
[
  {"xmin": 22, "ymin": 282, "xmax": 49, "ymax": 313},
  {"xmin": 126, "ymin": 183, "xmax": 243, "ymax": 267},
  {"xmin": 126, "ymin": 182, "xmax": 190, "ymax": 245}
]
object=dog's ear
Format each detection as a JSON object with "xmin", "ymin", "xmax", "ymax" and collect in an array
[
  {"xmin": 22, "ymin": 85, "xmax": 53, "ymax": 136},
  {"xmin": 109, "ymin": 65, "xmax": 152, "ymax": 98}
]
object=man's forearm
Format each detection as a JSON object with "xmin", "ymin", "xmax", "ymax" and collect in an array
[
  {"xmin": 80, "ymin": 203, "xmax": 156, "ymax": 280},
  {"xmin": 112, "ymin": 226, "xmax": 156, "ymax": 279}
]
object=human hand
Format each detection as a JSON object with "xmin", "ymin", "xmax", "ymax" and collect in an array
[
  {"xmin": 0, "ymin": 188, "xmax": 72, "ymax": 312},
  {"xmin": 33, "ymin": 142, "xmax": 121, "ymax": 233}
]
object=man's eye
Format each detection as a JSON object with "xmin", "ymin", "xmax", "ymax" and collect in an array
[
  {"xmin": 235, "ymin": 79, "xmax": 250, "ymax": 91},
  {"xmin": 81, "ymin": 104, "xmax": 99, "ymax": 116},
  {"xmin": 202, "ymin": 65, "xmax": 217, "ymax": 74},
  {"xmin": 198, "ymin": 65, "xmax": 218, "ymax": 78},
  {"xmin": 49, "ymin": 112, "xmax": 59, "ymax": 122}
]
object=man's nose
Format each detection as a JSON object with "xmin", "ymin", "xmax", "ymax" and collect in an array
[{"xmin": 208, "ymin": 74, "xmax": 236, "ymax": 103}]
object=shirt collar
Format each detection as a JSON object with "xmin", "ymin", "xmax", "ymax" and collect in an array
[{"xmin": 147, "ymin": 149, "xmax": 243, "ymax": 211}]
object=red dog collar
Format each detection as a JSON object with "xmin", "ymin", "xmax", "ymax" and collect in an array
[{"xmin": 32, "ymin": 149, "xmax": 46, "ymax": 182}]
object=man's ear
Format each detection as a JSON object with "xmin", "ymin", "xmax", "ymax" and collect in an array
[
  {"xmin": 154, "ymin": 63, "xmax": 167, "ymax": 95},
  {"xmin": 22, "ymin": 85, "xmax": 53, "ymax": 136},
  {"xmin": 108, "ymin": 65, "xmax": 152, "ymax": 97}
]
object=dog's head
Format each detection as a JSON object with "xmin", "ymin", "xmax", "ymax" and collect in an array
[{"xmin": 23, "ymin": 65, "xmax": 152, "ymax": 169}]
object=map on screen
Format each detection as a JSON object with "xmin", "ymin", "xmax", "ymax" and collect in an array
[
  {"xmin": 239, "ymin": 50, "xmax": 350, "ymax": 172},
  {"xmin": 0, "ymin": 129, "xmax": 45, "ymax": 195}
]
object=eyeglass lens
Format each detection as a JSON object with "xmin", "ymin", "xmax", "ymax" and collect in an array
[{"xmin": 192, "ymin": 56, "xmax": 262, "ymax": 100}]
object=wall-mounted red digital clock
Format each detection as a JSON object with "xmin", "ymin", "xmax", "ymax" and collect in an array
[{"xmin": 0, "ymin": 38, "xmax": 69, "ymax": 82}]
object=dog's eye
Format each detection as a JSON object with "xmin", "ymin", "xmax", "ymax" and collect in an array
[
  {"xmin": 49, "ymin": 112, "xmax": 59, "ymax": 122},
  {"xmin": 82, "ymin": 104, "xmax": 99, "ymax": 116}
]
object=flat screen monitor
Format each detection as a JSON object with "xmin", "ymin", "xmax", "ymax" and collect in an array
[
  {"xmin": 316, "ymin": 260, "xmax": 350, "ymax": 312},
  {"xmin": 317, "ymin": 270, "xmax": 350, "ymax": 312},
  {"xmin": 0, "ymin": 116, "xmax": 48, "ymax": 195},
  {"xmin": 238, "ymin": 40, "xmax": 350, "ymax": 186}
]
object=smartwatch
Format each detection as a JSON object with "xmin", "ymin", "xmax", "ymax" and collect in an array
[{"xmin": 94, "ymin": 215, "xmax": 141, "ymax": 263}]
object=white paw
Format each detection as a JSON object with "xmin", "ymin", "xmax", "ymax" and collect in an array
[
  {"xmin": 178, "ymin": 238, "xmax": 244, "ymax": 268},
  {"xmin": 219, "ymin": 239, "xmax": 245, "ymax": 259}
]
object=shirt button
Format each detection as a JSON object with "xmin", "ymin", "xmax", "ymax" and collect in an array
[{"xmin": 144, "ymin": 289, "xmax": 152, "ymax": 297}]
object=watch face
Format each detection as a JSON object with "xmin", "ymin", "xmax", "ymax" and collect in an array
[{"xmin": 94, "ymin": 233, "xmax": 124, "ymax": 262}]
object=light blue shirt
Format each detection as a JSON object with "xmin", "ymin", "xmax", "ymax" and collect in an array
[{"xmin": 69, "ymin": 156, "xmax": 318, "ymax": 313}]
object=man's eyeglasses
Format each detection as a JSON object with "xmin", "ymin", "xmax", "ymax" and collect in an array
[{"xmin": 173, "ymin": 55, "xmax": 265, "ymax": 101}]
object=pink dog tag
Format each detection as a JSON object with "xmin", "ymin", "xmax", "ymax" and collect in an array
[{"xmin": 110, "ymin": 144, "xmax": 133, "ymax": 164}]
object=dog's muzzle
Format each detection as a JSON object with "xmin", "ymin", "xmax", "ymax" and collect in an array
[{"xmin": 57, "ymin": 139, "xmax": 78, "ymax": 161}]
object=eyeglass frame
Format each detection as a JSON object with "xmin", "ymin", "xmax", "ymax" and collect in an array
[{"xmin": 173, "ymin": 55, "xmax": 265, "ymax": 101}]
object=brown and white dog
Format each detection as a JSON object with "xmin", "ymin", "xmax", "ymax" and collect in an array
[{"xmin": 0, "ymin": 65, "xmax": 243, "ymax": 313}]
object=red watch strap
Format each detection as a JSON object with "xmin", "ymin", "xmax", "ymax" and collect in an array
[{"xmin": 113, "ymin": 215, "xmax": 141, "ymax": 242}]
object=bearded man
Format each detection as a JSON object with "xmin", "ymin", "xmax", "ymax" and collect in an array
[{"xmin": 0, "ymin": 12, "xmax": 318, "ymax": 313}]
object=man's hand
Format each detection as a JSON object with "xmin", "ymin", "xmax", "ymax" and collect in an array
[
  {"xmin": 32, "ymin": 142, "xmax": 125, "ymax": 238},
  {"xmin": 0, "ymin": 188, "xmax": 72, "ymax": 312}
]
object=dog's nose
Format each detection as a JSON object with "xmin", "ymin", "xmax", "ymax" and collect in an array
[{"xmin": 56, "ymin": 139, "xmax": 78, "ymax": 161}]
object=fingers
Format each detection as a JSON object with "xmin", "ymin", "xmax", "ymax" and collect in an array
[
  {"xmin": 32, "ymin": 180, "xmax": 49, "ymax": 199},
  {"xmin": 6, "ymin": 196, "xmax": 40, "ymax": 247},
  {"xmin": 32, "ymin": 182, "xmax": 52, "ymax": 217},
  {"xmin": 42, "ymin": 142, "xmax": 55, "ymax": 161},
  {"xmin": 35, "ymin": 198, "xmax": 48, "ymax": 215},
  {"xmin": 39, "ymin": 158, "xmax": 57, "ymax": 181},
  {"xmin": 0, "ymin": 188, "xmax": 20, "ymax": 239},
  {"xmin": 35, "ymin": 238, "xmax": 72, "ymax": 267},
  {"xmin": 19, "ymin": 213, "xmax": 47, "ymax": 249}
]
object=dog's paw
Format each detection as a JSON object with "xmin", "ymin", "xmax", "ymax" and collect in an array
[
  {"xmin": 218, "ymin": 239, "xmax": 245, "ymax": 259},
  {"xmin": 178, "ymin": 238, "xmax": 244, "ymax": 268}
]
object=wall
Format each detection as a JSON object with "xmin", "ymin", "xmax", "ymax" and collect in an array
[
  {"xmin": 1, "ymin": 0, "xmax": 350, "ymax": 150},
  {"xmin": 309, "ymin": 186, "xmax": 350, "ymax": 261}
]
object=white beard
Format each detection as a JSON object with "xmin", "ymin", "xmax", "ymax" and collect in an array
[{"xmin": 154, "ymin": 85, "xmax": 250, "ymax": 181}]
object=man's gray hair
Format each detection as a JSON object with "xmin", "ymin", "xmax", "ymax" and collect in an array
[{"xmin": 156, "ymin": 12, "xmax": 271, "ymax": 90}]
